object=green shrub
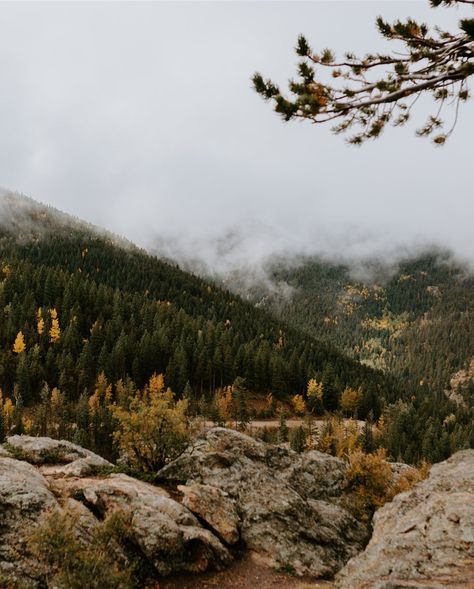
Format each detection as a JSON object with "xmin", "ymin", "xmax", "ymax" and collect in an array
[{"xmin": 29, "ymin": 504, "xmax": 135, "ymax": 589}]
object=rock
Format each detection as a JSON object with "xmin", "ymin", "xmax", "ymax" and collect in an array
[
  {"xmin": 158, "ymin": 427, "xmax": 368, "ymax": 577},
  {"xmin": 282, "ymin": 450, "xmax": 348, "ymax": 500},
  {"xmin": 6, "ymin": 435, "xmax": 112, "ymax": 468},
  {"xmin": 0, "ymin": 445, "xmax": 11, "ymax": 458},
  {"xmin": 178, "ymin": 483, "xmax": 240, "ymax": 544},
  {"xmin": 1, "ymin": 436, "xmax": 232, "ymax": 585},
  {"xmin": 52, "ymin": 472, "xmax": 232, "ymax": 575},
  {"xmin": 0, "ymin": 456, "xmax": 58, "ymax": 586},
  {"xmin": 336, "ymin": 450, "xmax": 474, "ymax": 588},
  {"xmin": 40, "ymin": 455, "xmax": 113, "ymax": 478}
]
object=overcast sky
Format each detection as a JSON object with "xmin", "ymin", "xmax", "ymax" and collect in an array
[{"xmin": 0, "ymin": 1, "xmax": 472, "ymax": 271}]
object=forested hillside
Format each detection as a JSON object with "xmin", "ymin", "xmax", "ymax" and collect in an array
[
  {"xmin": 0, "ymin": 194, "xmax": 395, "ymax": 411},
  {"xmin": 239, "ymin": 253, "xmax": 474, "ymax": 401},
  {"xmin": 1, "ymin": 193, "xmax": 473, "ymax": 464},
  {"xmin": 217, "ymin": 253, "xmax": 474, "ymax": 463}
]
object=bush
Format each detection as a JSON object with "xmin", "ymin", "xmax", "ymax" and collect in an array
[
  {"xmin": 112, "ymin": 373, "xmax": 189, "ymax": 473},
  {"xmin": 289, "ymin": 426, "xmax": 307, "ymax": 453},
  {"xmin": 29, "ymin": 504, "xmax": 134, "ymax": 589}
]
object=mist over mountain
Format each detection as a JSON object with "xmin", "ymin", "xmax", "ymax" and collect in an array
[{"xmin": 150, "ymin": 218, "xmax": 474, "ymax": 298}]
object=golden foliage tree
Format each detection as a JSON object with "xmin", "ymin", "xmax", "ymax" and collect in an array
[
  {"xmin": 112, "ymin": 373, "xmax": 189, "ymax": 473},
  {"xmin": 291, "ymin": 393, "xmax": 306, "ymax": 415},
  {"xmin": 307, "ymin": 377, "xmax": 324, "ymax": 414},
  {"xmin": 36, "ymin": 308, "xmax": 44, "ymax": 335},
  {"xmin": 214, "ymin": 386, "xmax": 233, "ymax": 424},
  {"xmin": 347, "ymin": 448, "xmax": 392, "ymax": 513},
  {"xmin": 340, "ymin": 386, "xmax": 363, "ymax": 417},
  {"xmin": 49, "ymin": 308, "xmax": 61, "ymax": 344},
  {"xmin": 12, "ymin": 331, "xmax": 26, "ymax": 354}
]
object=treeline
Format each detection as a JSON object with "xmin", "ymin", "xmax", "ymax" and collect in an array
[
  {"xmin": 260, "ymin": 252, "xmax": 474, "ymax": 396},
  {"xmin": 1, "ymin": 194, "xmax": 473, "ymax": 464},
  {"xmin": 0, "ymin": 222, "xmax": 398, "ymax": 416}
]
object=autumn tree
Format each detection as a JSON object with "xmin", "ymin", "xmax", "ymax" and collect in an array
[
  {"xmin": 36, "ymin": 308, "xmax": 44, "ymax": 335},
  {"xmin": 291, "ymin": 393, "xmax": 306, "ymax": 415},
  {"xmin": 112, "ymin": 373, "xmax": 189, "ymax": 473},
  {"xmin": 307, "ymin": 377, "xmax": 324, "ymax": 415},
  {"xmin": 253, "ymin": 0, "xmax": 473, "ymax": 144},
  {"xmin": 12, "ymin": 331, "xmax": 26, "ymax": 354},
  {"xmin": 49, "ymin": 308, "xmax": 61, "ymax": 344},
  {"xmin": 340, "ymin": 386, "xmax": 363, "ymax": 418}
]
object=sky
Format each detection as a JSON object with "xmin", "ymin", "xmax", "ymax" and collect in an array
[{"xmin": 0, "ymin": 1, "xmax": 472, "ymax": 273}]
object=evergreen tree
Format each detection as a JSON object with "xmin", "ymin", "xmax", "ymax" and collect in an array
[{"xmin": 253, "ymin": 1, "xmax": 473, "ymax": 145}]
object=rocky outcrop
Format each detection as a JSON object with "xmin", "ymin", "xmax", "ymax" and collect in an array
[
  {"xmin": 178, "ymin": 483, "xmax": 241, "ymax": 545},
  {"xmin": 6, "ymin": 434, "xmax": 106, "ymax": 463},
  {"xmin": 336, "ymin": 449, "xmax": 474, "ymax": 588},
  {"xmin": 0, "ymin": 455, "xmax": 56, "ymax": 585},
  {"xmin": 50, "ymin": 473, "xmax": 231, "ymax": 575},
  {"xmin": 8, "ymin": 429, "xmax": 471, "ymax": 588},
  {"xmin": 0, "ymin": 429, "xmax": 368, "ymax": 585},
  {"xmin": 0, "ymin": 435, "xmax": 232, "ymax": 587},
  {"xmin": 157, "ymin": 427, "xmax": 368, "ymax": 577}
]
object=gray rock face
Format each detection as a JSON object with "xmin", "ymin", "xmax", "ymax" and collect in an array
[
  {"xmin": 51, "ymin": 473, "xmax": 231, "ymax": 575},
  {"xmin": 0, "ymin": 436, "xmax": 231, "ymax": 587},
  {"xmin": 0, "ymin": 456, "xmax": 57, "ymax": 586},
  {"xmin": 6, "ymin": 435, "xmax": 112, "ymax": 469},
  {"xmin": 158, "ymin": 427, "xmax": 368, "ymax": 577},
  {"xmin": 336, "ymin": 449, "xmax": 474, "ymax": 589},
  {"xmin": 178, "ymin": 483, "xmax": 241, "ymax": 545}
]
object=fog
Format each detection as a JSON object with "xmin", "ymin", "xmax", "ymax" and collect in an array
[{"xmin": 0, "ymin": 1, "xmax": 472, "ymax": 278}]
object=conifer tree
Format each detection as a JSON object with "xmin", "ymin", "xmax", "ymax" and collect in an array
[{"xmin": 253, "ymin": 0, "xmax": 473, "ymax": 144}]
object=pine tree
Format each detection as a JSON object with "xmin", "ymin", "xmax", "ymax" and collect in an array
[
  {"xmin": 290, "ymin": 426, "xmax": 307, "ymax": 453},
  {"xmin": 253, "ymin": 1, "xmax": 473, "ymax": 145}
]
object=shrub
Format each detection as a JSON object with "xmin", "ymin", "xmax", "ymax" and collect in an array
[
  {"xmin": 29, "ymin": 504, "xmax": 135, "ymax": 589},
  {"xmin": 112, "ymin": 373, "xmax": 189, "ymax": 473}
]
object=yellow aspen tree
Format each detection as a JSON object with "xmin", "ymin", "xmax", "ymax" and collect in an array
[
  {"xmin": 146, "ymin": 373, "xmax": 166, "ymax": 398},
  {"xmin": 112, "ymin": 377, "xmax": 189, "ymax": 472},
  {"xmin": 36, "ymin": 308, "xmax": 44, "ymax": 335},
  {"xmin": 13, "ymin": 331, "xmax": 26, "ymax": 354},
  {"xmin": 3, "ymin": 398, "xmax": 14, "ymax": 431},
  {"xmin": 307, "ymin": 378, "xmax": 323, "ymax": 401},
  {"xmin": 215, "ymin": 386, "xmax": 233, "ymax": 423},
  {"xmin": 340, "ymin": 386, "xmax": 363, "ymax": 417},
  {"xmin": 291, "ymin": 394, "xmax": 306, "ymax": 416},
  {"xmin": 89, "ymin": 372, "xmax": 113, "ymax": 414},
  {"xmin": 49, "ymin": 309, "xmax": 61, "ymax": 343}
]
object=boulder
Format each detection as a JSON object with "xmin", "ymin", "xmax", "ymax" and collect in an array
[
  {"xmin": 6, "ymin": 435, "xmax": 112, "ymax": 469},
  {"xmin": 336, "ymin": 449, "xmax": 474, "ymax": 588},
  {"xmin": 178, "ymin": 483, "xmax": 240, "ymax": 545},
  {"xmin": 51, "ymin": 472, "xmax": 232, "ymax": 575},
  {"xmin": 158, "ymin": 427, "xmax": 368, "ymax": 577},
  {"xmin": 39, "ymin": 455, "xmax": 113, "ymax": 478},
  {"xmin": 281, "ymin": 450, "xmax": 348, "ymax": 500},
  {"xmin": 0, "ymin": 456, "xmax": 57, "ymax": 586}
]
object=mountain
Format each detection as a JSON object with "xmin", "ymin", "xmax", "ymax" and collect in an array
[
  {"xmin": 208, "ymin": 251, "xmax": 474, "ymax": 463},
  {"xmin": 227, "ymin": 252, "xmax": 474, "ymax": 404},
  {"xmin": 1, "ymin": 192, "xmax": 473, "ymax": 463},
  {"xmin": 0, "ymin": 193, "xmax": 397, "ymax": 412}
]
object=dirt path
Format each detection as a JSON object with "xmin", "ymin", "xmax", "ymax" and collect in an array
[
  {"xmin": 205, "ymin": 418, "xmax": 365, "ymax": 431},
  {"xmin": 159, "ymin": 554, "xmax": 334, "ymax": 589}
]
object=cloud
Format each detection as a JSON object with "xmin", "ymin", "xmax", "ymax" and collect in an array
[{"xmin": 0, "ymin": 1, "xmax": 471, "ymax": 280}]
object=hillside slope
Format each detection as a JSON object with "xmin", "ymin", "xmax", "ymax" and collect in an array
[
  {"xmin": 237, "ymin": 253, "xmax": 474, "ymax": 402},
  {"xmin": 0, "ymin": 192, "xmax": 396, "ymax": 410}
]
